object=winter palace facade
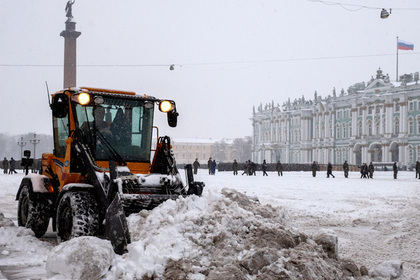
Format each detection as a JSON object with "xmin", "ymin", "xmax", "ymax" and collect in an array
[{"xmin": 251, "ymin": 68, "xmax": 420, "ymax": 168}]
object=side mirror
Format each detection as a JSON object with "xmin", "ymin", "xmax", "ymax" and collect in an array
[
  {"xmin": 51, "ymin": 93, "xmax": 69, "ymax": 118},
  {"xmin": 167, "ymin": 110, "xmax": 178, "ymax": 127}
]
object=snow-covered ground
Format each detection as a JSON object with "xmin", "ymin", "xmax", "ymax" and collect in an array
[{"xmin": 0, "ymin": 169, "xmax": 418, "ymax": 279}]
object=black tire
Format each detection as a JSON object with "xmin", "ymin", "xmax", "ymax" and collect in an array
[
  {"xmin": 56, "ymin": 191, "xmax": 99, "ymax": 242},
  {"xmin": 17, "ymin": 185, "xmax": 50, "ymax": 238}
]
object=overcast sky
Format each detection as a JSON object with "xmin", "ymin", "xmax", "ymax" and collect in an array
[{"xmin": 1, "ymin": 0, "xmax": 419, "ymax": 140}]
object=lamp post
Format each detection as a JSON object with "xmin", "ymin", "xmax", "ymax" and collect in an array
[
  {"xmin": 30, "ymin": 133, "xmax": 41, "ymax": 172},
  {"xmin": 17, "ymin": 136, "xmax": 27, "ymax": 158}
]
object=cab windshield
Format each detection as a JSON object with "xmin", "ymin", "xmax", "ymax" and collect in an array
[{"xmin": 74, "ymin": 96, "xmax": 154, "ymax": 162}]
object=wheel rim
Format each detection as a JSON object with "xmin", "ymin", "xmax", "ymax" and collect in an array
[
  {"xmin": 59, "ymin": 199, "xmax": 73, "ymax": 241},
  {"xmin": 20, "ymin": 195, "xmax": 29, "ymax": 226}
]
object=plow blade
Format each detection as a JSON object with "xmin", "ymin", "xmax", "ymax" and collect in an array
[{"xmin": 104, "ymin": 194, "xmax": 131, "ymax": 255}]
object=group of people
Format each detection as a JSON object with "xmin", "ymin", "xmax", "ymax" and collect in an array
[
  {"xmin": 311, "ymin": 160, "xmax": 399, "ymax": 179},
  {"xmin": 193, "ymin": 158, "xmax": 284, "ymax": 176},
  {"xmin": 193, "ymin": 158, "xmax": 401, "ymax": 179},
  {"xmin": 360, "ymin": 162, "xmax": 375, "ymax": 179},
  {"xmin": 241, "ymin": 160, "xmax": 257, "ymax": 176},
  {"xmin": 207, "ymin": 158, "xmax": 217, "ymax": 175},
  {"xmin": 2, "ymin": 157, "xmax": 17, "ymax": 174}
]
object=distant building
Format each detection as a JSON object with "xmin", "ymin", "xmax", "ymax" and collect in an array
[
  {"xmin": 251, "ymin": 68, "xmax": 420, "ymax": 168},
  {"xmin": 170, "ymin": 138, "xmax": 215, "ymax": 165}
]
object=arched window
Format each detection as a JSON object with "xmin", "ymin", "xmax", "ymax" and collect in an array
[
  {"xmin": 417, "ymin": 116, "xmax": 420, "ymax": 135},
  {"xmin": 417, "ymin": 146, "xmax": 420, "ymax": 161},
  {"xmin": 336, "ymin": 124, "xmax": 340, "ymax": 139},
  {"xmin": 358, "ymin": 120, "xmax": 362, "ymax": 137},
  {"xmin": 408, "ymin": 117, "xmax": 414, "ymax": 135},
  {"xmin": 408, "ymin": 146, "xmax": 413, "ymax": 164},
  {"xmin": 394, "ymin": 117, "xmax": 400, "ymax": 135},
  {"xmin": 375, "ymin": 120, "xmax": 380, "ymax": 135},
  {"xmin": 368, "ymin": 120, "xmax": 372, "ymax": 136},
  {"xmin": 342, "ymin": 123, "xmax": 346, "ymax": 139}
]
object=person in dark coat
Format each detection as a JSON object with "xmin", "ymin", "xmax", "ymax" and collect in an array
[
  {"xmin": 368, "ymin": 162, "xmax": 374, "ymax": 178},
  {"xmin": 360, "ymin": 163, "xmax": 368, "ymax": 178},
  {"xmin": 193, "ymin": 158, "xmax": 200, "ymax": 175},
  {"xmin": 327, "ymin": 162, "xmax": 335, "ymax": 178},
  {"xmin": 262, "ymin": 159, "xmax": 268, "ymax": 176},
  {"xmin": 232, "ymin": 159, "xmax": 238, "ymax": 175},
  {"xmin": 342, "ymin": 160, "xmax": 349, "ymax": 178},
  {"xmin": 242, "ymin": 160, "xmax": 249, "ymax": 175},
  {"xmin": 393, "ymin": 162, "xmax": 398, "ymax": 179},
  {"xmin": 3, "ymin": 157, "xmax": 9, "ymax": 174},
  {"xmin": 311, "ymin": 161, "xmax": 317, "ymax": 177},
  {"xmin": 250, "ymin": 161, "xmax": 256, "ymax": 176},
  {"xmin": 211, "ymin": 160, "xmax": 217, "ymax": 175},
  {"xmin": 9, "ymin": 157, "xmax": 17, "ymax": 174},
  {"xmin": 276, "ymin": 160, "xmax": 283, "ymax": 176},
  {"xmin": 207, "ymin": 157, "xmax": 212, "ymax": 175},
  {"xmin": 416, "ymin": 161, "xmax": 420, "ymax": 179}
]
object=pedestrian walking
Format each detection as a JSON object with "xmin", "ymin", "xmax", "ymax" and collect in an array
[
  {"xmin": 276, "ymin": 160, "xmax": 283, "ymax": 176},
  {"xmin": 193, "ymin": 158, "xmax": 200, "ymax": 175},
  {"xmin": 250, "ymin": 161, "xmax": 256, "ymax": 176},
  {"xmin": 393, "ymin": 162, "xmax": 398, "ymax": 179},
  {"xmin": 416, "ymin": 161, "xmax": 420, "ymax": 179},
  {"xmin": 207, "ymin": 157, "xmax": 212, "ymax": 175},
  {"xmin": 327, "ymin": 162, "xmax": 335, "ymax": 178},
  {"xmin": 3, "ymin": 157, "xmax": 9, "ymax": 174},
  {"xmin": 360, "ymin": 163, "xmax": 368, "ymax": 178},
  {"xmin": 311, "ymin": 161, "xmax": 317, "ymax": 177},
  {"xmin": 232, "ymin": 159, "xmax": 238, "ymax": 175},
  {"xmin": 368, "ymin": 162, "xmax": 374, "ymax": 178},
  {"xmin": 9, "ymin": 157, "xmax": 17, "ymax": 174},
  {"xmin": 242, "ymin": 160, "xmax": 249, "ymax": 175},
  {"xmin": 262, "ymin": 159, "xmax": 268, "ymax": 176},
  {"xmin": 342, "ymin": 160, "xmax": 349, "ymax": 178},
  {"xmin": 211, "ymin": 160, "xmax": 217, "ymax": 175}
]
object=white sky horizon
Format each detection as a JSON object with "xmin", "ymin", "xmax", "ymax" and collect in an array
[{"xmin": 1, "ymin": 0, "xmax": 419, "ymax": 139}]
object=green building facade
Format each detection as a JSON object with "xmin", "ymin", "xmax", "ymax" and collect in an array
[{"xmin": 252, "ymin": 68, "xmax": 420, "ymax": 168}]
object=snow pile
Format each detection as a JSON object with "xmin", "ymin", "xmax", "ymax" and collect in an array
[
  {"xmin": 114, "ymin": 188, "xmax": 364, "ymax": 279},
  {"xmin": 372, "ymin": 260, "xmax": 404, "ymax": 279},
  {"xmin": 46, "ymin": 237, "xmax": 115, "ymax": 279}
]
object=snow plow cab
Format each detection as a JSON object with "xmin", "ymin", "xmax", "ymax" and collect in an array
[{"xmin": 15, "ymin": 87, "xmax": 204, "ymax": 254}]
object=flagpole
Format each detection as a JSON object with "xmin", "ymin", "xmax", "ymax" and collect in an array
[{"xmin": 396, "ymin": 36, "xmax": 399, "ymax": 82}]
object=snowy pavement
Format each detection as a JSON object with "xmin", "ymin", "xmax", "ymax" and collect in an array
[{"xmin": 0, "ymin": 169, "xmax": 419, "ymax": 279}]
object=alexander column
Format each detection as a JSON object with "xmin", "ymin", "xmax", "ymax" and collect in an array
[{"xmin": 60, "ymin": 0, "xmax": 81, "ymax": 88}]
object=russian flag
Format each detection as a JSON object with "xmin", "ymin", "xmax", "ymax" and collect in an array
[{"xmin": 397, "ymin": 39, "xmax": 414, "ymax": 50}]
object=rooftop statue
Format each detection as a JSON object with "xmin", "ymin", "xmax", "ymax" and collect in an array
[{"xmin": 65, "ymin": 0, "xmax": 75, "ymax": 19}]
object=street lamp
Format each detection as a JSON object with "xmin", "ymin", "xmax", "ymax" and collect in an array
[
  {"xmin": 30, "ymin": 133, "xmax": 41, "ymax": 172},
  {"xmin": 17, "ymin": 136, "xmax": 27, "ymax": 158}
]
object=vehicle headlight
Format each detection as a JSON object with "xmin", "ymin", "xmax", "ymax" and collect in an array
[
  {"xmin": 78, "ymin": 93, "xmax": 91, "ymax": 105},
  {"xmin": 159, "ymin": 100, "xmax": 174, "ymax": 112}
]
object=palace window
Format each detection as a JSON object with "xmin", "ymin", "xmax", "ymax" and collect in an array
[
  {"xmin": 417, "ymin": 116, "xmax": 420, "ymax": 134},
  {"xmin": 394, "ymin": 117, "xmax": 400, "ymax": 134},
  {"xmin": 409, "ymin": 117, "xmax": 414, "ymax": 135},
  {"xmin": 342, "ymin": 123, "xmax": 347, "ymax": 139},
  {"xmin": 368, "ymin": 120, "xmax": 372, "ymax": 136}
]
